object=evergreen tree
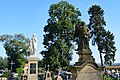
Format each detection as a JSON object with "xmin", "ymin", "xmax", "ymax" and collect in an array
[{"xmin": 88, "ymin": 5, "xmax": 116, "ymax": 66}]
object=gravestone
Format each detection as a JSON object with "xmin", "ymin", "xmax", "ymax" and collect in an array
[
  {"xmin": 57, "ymin": 76, "xmax": 63, "ymax": 80},
  {"xmin": 70, "ymin": 24, "xmax": 104, "ymax": 80},
  {"xmin": 45, "ymin": 71, "xmax": 52, "ymax": 80}
]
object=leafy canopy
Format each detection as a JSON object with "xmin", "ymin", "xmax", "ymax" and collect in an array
[
  {"xmin": 0, "ymin": 34, "xmax": 29, "ymax": 72},
  {"xmin": 41, "ymin": 1, "xmax": 81, "ymax": 70},
  {"xmin": 0, "ymin": 56, "xmax": 7, "ymax": 70}
]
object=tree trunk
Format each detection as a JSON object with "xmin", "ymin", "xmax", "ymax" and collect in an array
[{"xmin": 99, "ymin": 51, "xmax": 103, "ymax": 66}]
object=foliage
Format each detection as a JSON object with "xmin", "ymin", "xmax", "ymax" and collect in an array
[
  {"xmin": 0, "ymin": 56, "xmax": 7, "ymax": 70},
  {"xmin": 102, "ymin": 31, "xmax": 116, "ymax": 65},
  {"xmin": 103, "ymin": 75, "xmax": 118, "ymax": 80},
  {"xmin": 88, "ymin": 4, "xmax": 116, "ymax": 66},
  {"xmin": 16, "ymin": 68, "xmax": 23, "ymax": 77},
  {"xmin": 103, "ymin": 75, "xmax": 112, "ymax": 80},
  {"xmin": 88, "ymin": 4, "xmax": 106, "ymax": 45},
  {"xmin": 41, "ymin": 1, "xmax": 81, "ymax": 70},
  {"xmin": 2, "ymin": 72, "xmax": 8, "ymax": 78},
  {"xmin": 95, "ymin": 28, "xmax": 116, "ymax": 65},
  {"xmin": 0, "ymin": 34, "xmax": 29, "ymax": 72}
]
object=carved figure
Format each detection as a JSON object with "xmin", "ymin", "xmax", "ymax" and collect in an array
[
  {"xmin": 75, "ymin": 24, "xmax": 90, "ymax": 50},
  {"xmin": 82, "ymin": 26, "xmax": 90, "ymax": 49},
  {"xmin": 29, "ymin": 33, "xmax": 38, "ymax": 55}
]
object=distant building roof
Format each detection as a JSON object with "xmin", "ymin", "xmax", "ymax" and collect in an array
[{"xmin": 105, "ymin": 66, "xmax": 120, "ymax": 69}]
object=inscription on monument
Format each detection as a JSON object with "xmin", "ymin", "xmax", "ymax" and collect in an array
[
  {"xmin": 76, "ymin": 65, "xmax": 103, "ymax": 80},
  {"xmin": 30, "ymin": 63, "xmax": 36, "ymax": 74}
]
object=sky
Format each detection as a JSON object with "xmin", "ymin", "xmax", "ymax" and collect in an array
[{"xmin": 0, "ymin": 0, "xmax": 120, "ymax": 64}]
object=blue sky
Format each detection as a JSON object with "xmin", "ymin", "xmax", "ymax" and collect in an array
[{"xmin": 0, "ymin": 0, "xmax": 120, "ymax": 64}]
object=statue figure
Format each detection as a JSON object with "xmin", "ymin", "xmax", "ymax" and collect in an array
[
  {"xmin": 82, "ymin": 26, "xmax": 90, "ymax": 49},
  {"xmin": 29, "ymin": 33, "xmax": 38, "ymax": 55},
  {"xmin": 75, "ymin": 22, "xmax": 90, "ymax": 51},
  {"xmin": 29, "ymin": 40, "xmax": 33, "ymax": 55}
]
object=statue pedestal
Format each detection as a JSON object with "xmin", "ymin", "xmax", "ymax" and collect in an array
[
  {"xmin": 27, "ymin": 55, "xmax": 39, "ymax": 80},
  {"xmin": 70, "ymin": 49, "xmax": 104, "ymax": 80},
  {"xmin": 70, "ymin": 62, "xmax": 104, "ymax": 80},
  {"xmin": 75, "ymin": 49, "xmax": 95, "ymax": 66}
]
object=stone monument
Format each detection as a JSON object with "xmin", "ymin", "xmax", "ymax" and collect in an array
[
  {"xmin": 70, "ymin": 23, "xmax": 104, "ymax": 80},
  {"xmin": 45, "ymin": 71, "xmax": 52, "ymax": 80},
  {"xmin": 57, "ymin": 76, "xmax": 63, "ymax": 80},
  {"xmin": 27, "ymin": 33, "xmax": 39, "ymax": 80}
]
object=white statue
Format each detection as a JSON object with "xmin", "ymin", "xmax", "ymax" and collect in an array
[{"xmin": 29, "ymin": 33, "xmax": 38, "ymax": 55}]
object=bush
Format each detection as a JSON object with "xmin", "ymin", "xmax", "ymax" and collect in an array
[
  {"xmin": 103, "ymin": 75, "xmax": 118, "ymax": 80},
  {"xmin": 16, "ymin": 68, "xmax": 23, "ymax": 77},
  {"xmin": 2, "ymin": 72, "xmax": 8, "ymax": 78}
]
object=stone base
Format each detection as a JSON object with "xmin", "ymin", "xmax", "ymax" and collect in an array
[
  {"xmin": 45, "ymin": 78, "xmax": 52, "ymax": 80},
  {"xmin": 57, "ymin": 76, "xmax": 63, "ymax": 80},
  {"xmin": 27, "ymin": 55, "xmax": 39, "ymax": 80},
  {"xmin": 75, "ymin": 49, "xmax": 95, "ymax": 66},
  {"xmin": 70, "ymin": 62, "xmax": 104, "ymax": 80}
]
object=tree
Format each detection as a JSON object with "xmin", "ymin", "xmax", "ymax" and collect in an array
[
  {"xmin": 88, "ymin": 4, "xmax": 106, "ymax": 45},
  {"xmin": 102, "ymin": 31, "xmax": 116, "ymax": 65},
  {"xmin": 88, "ymin": 4, "xmax": 106, "ymax": 66},
  {"xmin": 41, "ymin": 1, "xmax": 81, "ymax": 70},
  {"xmin": 88, "ymin": 5, "xmax": 116, "ymax": 66},
  {"xmin": 0, "ymin": 56, "xmax": 7, "ymax": 70},
  {"xmin": 0, "ymin": 34, "xmax": 29, "ymax": 72}
]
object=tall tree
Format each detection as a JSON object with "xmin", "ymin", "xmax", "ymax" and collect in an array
[
  {"xmin": 41, "ymin": 1, "xmax": 81, "ymax": 70},
  {"xmin": 88, "ymin": 5, "xmax": 116, "ymax": 66},
  {"xmin": 88, "ymin": 5, "xmax": 106, "ymax": 66},
  {"xmin": 0, "ymin": 34, "xmax": 29, "ymax": 72},
  {"xmin": 88, "ymin": 4, "xmax": 106, "ymax": 45}
]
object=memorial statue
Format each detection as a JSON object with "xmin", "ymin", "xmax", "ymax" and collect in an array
[
  {"xmin": 29, "ymin": 33, "xmax": 38, "ymax": 55},
  {"xmin": 75, "ymin": 22, "xmax": 90, "ymax": 51},
  {"xmin": 82, "ymin": 26, "xmax": 90, "ymax": 49}
]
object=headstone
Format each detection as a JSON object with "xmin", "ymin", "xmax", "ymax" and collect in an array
[
  {"xmin": 45, "ymin": 71, "xmax": 52, "ymax": 80},
  {"xmin": 70, "ymin": 24, "xmax": 104, "ymax": 80},
  {"xmin": 57, "ymin": 76, "xmax": 63, "ymax": 80}
]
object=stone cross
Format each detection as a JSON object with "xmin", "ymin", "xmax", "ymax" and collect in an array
[{"xmin": 10, "ymin": 61, "xmax": 15, "ymax": 72}]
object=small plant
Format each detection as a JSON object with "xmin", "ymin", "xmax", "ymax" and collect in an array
[{"xmin": 103, "ymin": 75, "xmax": 112, "ymax": 80}]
